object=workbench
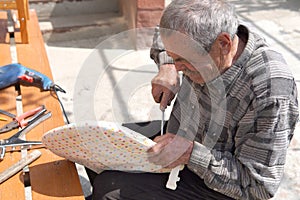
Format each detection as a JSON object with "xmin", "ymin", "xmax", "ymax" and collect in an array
[{"xmin": 0, "ymin": 9, "xmax": 85, "ymax": 200}]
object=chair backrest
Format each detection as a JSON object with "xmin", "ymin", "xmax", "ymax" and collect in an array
[{"xmin": 0, "ymin": 0, "xmax": 29, "ymax": 43}]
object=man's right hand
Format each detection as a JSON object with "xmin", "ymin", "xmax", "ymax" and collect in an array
[{"xmin": 151, "ymin": 64, "xmax": 180, "ymax": 110}]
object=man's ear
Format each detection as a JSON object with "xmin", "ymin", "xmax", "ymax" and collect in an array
[{"xmin": 217, "ymin": 32, "xmax": 232, "ymax": 55}]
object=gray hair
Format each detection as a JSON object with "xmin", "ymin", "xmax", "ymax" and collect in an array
[{"xmin": 160, "ymin": 0, "xmax": 238, "ymax": 53}]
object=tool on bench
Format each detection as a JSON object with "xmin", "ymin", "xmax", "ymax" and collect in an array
[
  {"xmin": 0, "ymin": 117, "xmax": 7, "ymax": 121},
  {"xmin": 0, "ymin": 109, "xmax": 16, "ymax": 119},
  {"xmin": 0, "ymin": 63, "xmax": 70, "ymax": 123},
  {"xmin": 0, "ymin": 106, "xmax": 45, "ymax": 134},
  {"xmin": 0, "ymin": 150, "xmax": 41, "ymax": 184},
  {"xmin": 0, "ymin": 110, "xmax": 14, "ymax": 124},
  {"xmin": 0, "ymin": 108, "xmax": 51, "ymax": 160},
  {"xmin": 0, "ymin": 63, "xmax": 65, "ymax": 93}
]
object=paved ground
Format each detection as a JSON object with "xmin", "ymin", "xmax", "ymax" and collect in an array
[{"xmin": 44, "ymin": 0, "xmax": 300, "ymax": 199}]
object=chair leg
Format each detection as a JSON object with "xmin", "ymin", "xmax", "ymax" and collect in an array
[
  {"xmin": 16, "ymin": 0, "xmax": 29, "ymax": 43},
  {"xmin": 24, "ymin": 0, "xmax": 30, "ymax": 20}
]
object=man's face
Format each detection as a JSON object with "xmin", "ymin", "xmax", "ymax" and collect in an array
[
  {"xmin": 166, "ymin": 51, "xmax": 212, "ymax": 84},
  {"xmin": 162, "ymin": 32, "xmax": 221, "ymax": 84}
]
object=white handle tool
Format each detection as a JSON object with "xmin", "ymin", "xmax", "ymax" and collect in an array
[{"xmin": 0, "ymin": 150, "xmax": 41, "ymax": 184}]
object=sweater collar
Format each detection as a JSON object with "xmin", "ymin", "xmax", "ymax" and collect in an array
[{"xmin": 205, "ymin": 25, "xmax": 259, "ymax": 96}]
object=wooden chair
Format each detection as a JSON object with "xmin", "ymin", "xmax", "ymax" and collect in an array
[{"xmin": 0, "ymin": 0, "xmax": 29, "ymax": 43}]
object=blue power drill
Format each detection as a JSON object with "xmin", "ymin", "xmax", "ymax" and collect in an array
[{"xmin": 0, "ymin": 63, "xmax": 65, "ymax": 93}]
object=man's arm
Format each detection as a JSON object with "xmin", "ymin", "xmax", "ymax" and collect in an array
[
  {"xmin": 150, "ymin": 26, "xmax": 174, "ymax": 67},
  {"xmin": 150, "ymin": 26, "xmax": 180, "ymax": 110},
  {"xmin": 188, "ymin": 96, "xmax": 299, "ymax": 199}
]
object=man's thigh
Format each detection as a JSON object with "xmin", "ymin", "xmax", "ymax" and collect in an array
[
  {"xmin": 90, "ymin": 121, "xmax": 233, "ymax": 200},
  {"xmin": 92, "ymin": 168, "xmax": 234, "ymax": 200}
]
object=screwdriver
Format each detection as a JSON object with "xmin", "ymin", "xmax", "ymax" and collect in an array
[
  {"xmin": 159, "ymin": 92, "xmax": 165, "ymax": 136},
  {"xmin": 161, "ymin": 109, "xmax": 165, "ymax": 136}
]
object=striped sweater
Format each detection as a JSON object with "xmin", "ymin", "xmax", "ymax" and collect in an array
[{"xmin": 150, "ymin": 25, "xmax": 299, "ymax": 199}]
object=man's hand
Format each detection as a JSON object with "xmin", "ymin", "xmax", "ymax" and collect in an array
[
  {"xmin": 147, "ymin": 133, "xmax": 194, "ymax": 168},
  {"xmin": 151, "ymin": 64, "xmax": 180, "ymax": 110}
]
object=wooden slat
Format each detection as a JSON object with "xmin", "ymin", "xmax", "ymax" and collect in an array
[
  {"xmin": 16, "ymin": 0, "xmax": 29, "ymax": 20},
  {"xmin": 15, "ymin": 0, "xmax": 29, "ymax": 43},
  {"xmin": 15, "ymin": 10, "xmax": 84, "ymax": 200}
]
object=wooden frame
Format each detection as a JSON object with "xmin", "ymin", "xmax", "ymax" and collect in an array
[{"xmin": 0, "ymin": 0, "xmax": 29, "ymax": 43}]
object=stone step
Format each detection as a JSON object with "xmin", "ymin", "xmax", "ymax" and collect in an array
[
  {"xmin": 40, "ymin": 12, "xmax": 128, "ymax": 48},
  {"xmin": 29, "ymin": 0, "xmax": 120, "ymax": 19},
  {"xmin": 39, "ymin": 12, "xmax": 125, "ymax": 33},
  {"xmin": 28, "ymin": 0, "xmax": 126, "ymax": 47}
]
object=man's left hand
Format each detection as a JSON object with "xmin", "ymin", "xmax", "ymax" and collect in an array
[{"xmin": 147, "ymin": 133, "xmax": 194, "ymax": 168}]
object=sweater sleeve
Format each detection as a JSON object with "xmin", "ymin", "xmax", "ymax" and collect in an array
[
  {"xmin": 187, "ymin": 96, "xmax": 299, "ymax": 200},
  {"xmin": 150, "ymin": 26, "xmax": 174, "ymax": 67}
]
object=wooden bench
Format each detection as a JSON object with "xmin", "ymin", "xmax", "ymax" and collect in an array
[{"xmin": 0, "ymin": 10, "xmax": 85, "ymax": 199}]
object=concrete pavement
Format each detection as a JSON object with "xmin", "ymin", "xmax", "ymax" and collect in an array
[{"xmin": 44, "ymin": 0, "xmax": 300, "ymax": 199}]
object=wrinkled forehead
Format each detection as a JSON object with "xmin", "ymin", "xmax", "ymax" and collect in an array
[
  {"xmin": 160, "ymin": 29, "xmax": 207, "ymax": 59},
  {"xmin": 160, "ymin": 29, "xmax": 211, "ymax": 65}
]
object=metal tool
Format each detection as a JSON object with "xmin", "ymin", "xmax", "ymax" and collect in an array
[
  {"xmin": 0, "ymin": 106, "xmax": 45, "ymax": 134},
  {"xmin": 0, "ymin": 109, "xmax": 16, "ymax": 119},
  {"xmin": 0, "ymin": 150, "xmax": 41, "ymax": 184},
  {"xmin": 0, "ymin": 111, "xmax": 51, "ymax": 160},
  {"xmin": 161, "ymin": 110, "xmax": 165, "ymax": 136},
  {"xmin": 159, "ymin": 91, "xmax": 166, "ymax": 136}
]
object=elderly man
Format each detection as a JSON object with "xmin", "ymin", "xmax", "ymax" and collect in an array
[{"xmin": 92, "ymin": 0, "xmax": 298, "ymax": 199}]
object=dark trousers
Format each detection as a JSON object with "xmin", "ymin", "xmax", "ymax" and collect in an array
[{"xmin": 87, "ymin": 121, "xmax": 234, "ymax": 200}]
